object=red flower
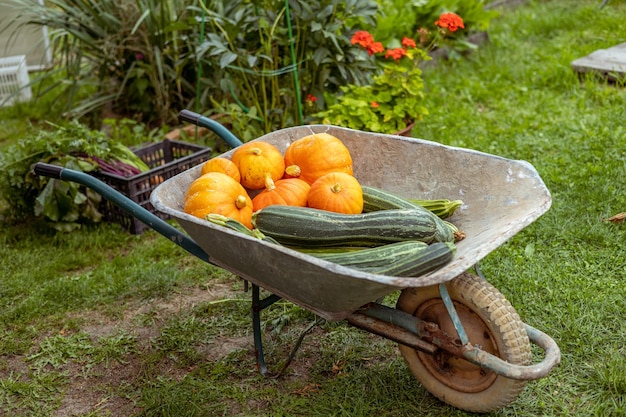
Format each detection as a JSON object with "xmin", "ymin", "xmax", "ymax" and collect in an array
[
  {"xmin": 385, "ymin": 48, "xmax": 407, "ymax": 61},
  {"xmin": 371, "ymin": 101, "xmax": 379, "ymax": 108},
  {"xmin": 351, "ymin": 31, "xmax": 374, "ymax": 48},
  {"xmin": 401, "ymin": 37, "xmax": 417, "ymax": 49},
  {"xmin": 434, "ymin": 12, "xmax": 465, "ymax": 33},
  {"xmin": 367, "ymin": 42, "xmax": 385, "ymax": 55},
  {"xmin": 305, "ymin": 94, "xmax": 317, "ymax": 108}
]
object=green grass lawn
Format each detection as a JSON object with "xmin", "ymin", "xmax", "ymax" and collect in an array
[{"xmin": 2, "ymin": 0, "xmax": 626, "ymax": 416}]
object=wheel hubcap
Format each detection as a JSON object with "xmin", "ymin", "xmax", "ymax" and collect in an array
[{"xmin": 415, "ymin": 299, "xmax": 499, "ymax": 393}]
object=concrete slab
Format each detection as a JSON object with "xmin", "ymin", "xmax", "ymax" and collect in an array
[{"xmin": 571, "ymin": 42, "xmax": 626, "ymax": 80}]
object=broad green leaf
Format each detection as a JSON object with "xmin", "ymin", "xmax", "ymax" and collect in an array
[{"xmin": 219, "ymin": 52, "xmax": 238, "ymax": 69}]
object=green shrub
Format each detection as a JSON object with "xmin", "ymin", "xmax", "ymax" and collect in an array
[
  {"xmin": 374, "ymin": 0, "xmax": 499, "ymax": 50},
  {"xmin": 2, "ymin": 0, "xmax": 199, "ymax": 126},
  {"xmin": 0, "ymin": 120, "xmax": 152, "ymax": 231},
  {"xmin": 197, "ymin": 0, "xmax": 379, "ymax": 140},
  {"xmin": 2, "ymin": 0, "xmax": 380, "ymax": 135}
]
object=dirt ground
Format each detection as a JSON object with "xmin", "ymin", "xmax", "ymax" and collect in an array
[{"xmin": 2, "ymin": 281, "xmax": 262, "ymax": 417}]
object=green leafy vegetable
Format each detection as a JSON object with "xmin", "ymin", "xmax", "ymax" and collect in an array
[{"xmin": 0, "ymin": 120, "xmax": 148, "ymax": 231}]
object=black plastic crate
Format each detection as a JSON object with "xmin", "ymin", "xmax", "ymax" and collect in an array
[{"xmin": 93, "ymin": 139, "xmax": 212, "ymax": 234}]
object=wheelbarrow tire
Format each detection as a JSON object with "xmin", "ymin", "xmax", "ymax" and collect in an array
[{"xmin": 396, "ymin": 272, "xmax": 532, "ymax": 413}]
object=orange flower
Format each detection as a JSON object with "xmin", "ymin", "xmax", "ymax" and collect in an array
[
  {"xmin": 367, "ymin": 42, "xmax": 385, "ymax": 55},
  {"xmin": 385, "ymin": 48, "xmax": 407, "ymax": 61},
  {"xmin": 351, "ymin": 30, "xmax": 374, "ymax": 48},
  {"xmin": 401, "ymin": 37, "xmax": 417, "ymax": 49},
  {"xmin": 434, "ymin": 12, "xmax": 465, "ymax": 33},
  {"xmin": 351, "ymin": 31, "xmax": 384, "ymax": 55},
  {"xmin": 371, "ymin": 101, "xmax": 379, "ymax": 108}
]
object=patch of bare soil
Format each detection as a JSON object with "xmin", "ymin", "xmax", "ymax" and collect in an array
[
  {"xmin": 196, "ymin": 334, "xmax": 253, "ymax": 363},
  {"xmin": 3, "ymin": 276, "xmax": 354, "ymax": 417},
  {"xmin": 1, "ymin": 280, "xmax": 262, "ymax": 417},
  {"xmin": 53, "ymin": 360, "xmax": 142, "ymax": 417}
]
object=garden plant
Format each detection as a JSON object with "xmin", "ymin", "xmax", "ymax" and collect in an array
[
  {"xmin": 1, "ymin": 0, "xmax": 492, "ymax": 136},
  {"xmin": 315, "ymin": 12, "xmax": 466, "ymax": 134},
  {"xmin": 1, "ymin": 0, "xmax": 381, "ymax": 132},
  {"xmin": 1, "ymin": 0, "xmax": 626, "ymax": 416}
]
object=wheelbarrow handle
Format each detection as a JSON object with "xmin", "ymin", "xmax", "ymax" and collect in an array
[
  {"xmin": 178, "ymin": 109, "xmax": 244, "ymax": 149},
  {"xmin": 33, "ymin": 162, "xmax": 64, "ymax": 179},
  {"xmin": 33, "ymin": 162, "xmax": 211, "ymax": 264}
]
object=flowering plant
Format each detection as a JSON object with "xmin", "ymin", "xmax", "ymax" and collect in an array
[{"xmin": 315, "ymin": 12, "xmax": 465, "ymax": 135}]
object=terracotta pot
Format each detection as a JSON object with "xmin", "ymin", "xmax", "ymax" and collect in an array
[{"xmin": 394, "ymin": 120, "xmax": 415, "ymax": 137}]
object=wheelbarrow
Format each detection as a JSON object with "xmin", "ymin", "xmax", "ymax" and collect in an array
[{"xmin": 34, "ymin": 111, "xmax": 560, "ymax": 413}]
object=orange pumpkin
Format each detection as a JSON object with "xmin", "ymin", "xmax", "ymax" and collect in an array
[
  {"xmin": 252, "ymin": 174, "xmax": 311, "ymax": 211},
  {"xmin": 231, "ymin": 141, "xmax": 285, "ymax": 189},
  {"xmin": 307, "ymin": 172, "xmax": 363, "ymax": 214},
  {"xmin": 283, "ymin": 133, "xmax": 353, "ymax": 184},
  {"xmin": 184, "ymin": 172, "xmax": 253, "ymax": 228},
  {"xmin": 201, "ymin": 157, "xmax": 241, "ymax": 183}
]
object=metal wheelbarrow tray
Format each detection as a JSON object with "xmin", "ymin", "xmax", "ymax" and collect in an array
[{"xmin": 152, "ymin": 124, "xmax": 551, "ymax": 321}]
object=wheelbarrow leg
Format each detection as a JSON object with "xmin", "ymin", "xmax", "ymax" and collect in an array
[
  {"xmin": 249, "ymin": 282, "xmax": 322, "ymax": 376},
  {"xmin": 250, "ymin": 283, "xmax": 281, "ymax": 375}
]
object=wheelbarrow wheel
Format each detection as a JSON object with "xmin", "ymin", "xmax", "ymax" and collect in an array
[{"xmin": 396, "ymin": 272, "xmax": 532, "ymax": 413}]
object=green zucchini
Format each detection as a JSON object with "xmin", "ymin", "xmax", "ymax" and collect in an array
[
  {"xmin": 362, "ymin": 185, "xmax": 456, "ymax": 243},
  {"xmin": 362, "ymin": 185, "xmax": 462, "ymax": 219},
  {"xmin": 434, "ymin": 217, "xmax": 454, "ymax": 243},
  {"xmin": 306, "ymin": 241, "xmax": 429, "ymax": 269},
  {"xmin": 362, "ymin": 241, "xmax": 456, "ymax": 277},
  {"xmin": 252, "ymin": 206, "xmax": 437, "ymax": 248},
  {"xmin": 361, "ymin": 185, "xmax": 423, "ymax": 212},
  {"xmin": 294, "ymin": 246, "xmax": 367, "ymax": 255},
  {"xmin": 306, "ymin": 241, "xmax": 456, "ymax": 277},
  {"xmin": 205, "ymin": 213, "xmax": 252, "ymax": 235},
  {"xmin": 409, "ymin": 198, "xmax": 463, "ymax": 219}
]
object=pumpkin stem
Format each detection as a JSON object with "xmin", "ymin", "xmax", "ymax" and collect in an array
[
  {"xmin": 247, "ymin": 147, "xmax": 263, "ymax": 156},
  {"xmin": 235, "ymin": 195, "xmax": 248, "ymax": 209},
  {"xmin": 331, "ymin": 182, "xmax": 342, "ymax": 193},
  {"xmin": 285, "ymin": 164, "xmax": 301, "ymax": 178},
  {"xmin": 264, "ymin": 172, "xmax": 276, "ymax": 191}
]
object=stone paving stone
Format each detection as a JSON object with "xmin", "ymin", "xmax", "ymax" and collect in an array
[{"xmin": 571, "ymin": 42, "xmax": 626, "ymax": 80}]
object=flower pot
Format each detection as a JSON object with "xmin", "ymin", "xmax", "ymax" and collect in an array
[{"xmin": 394, "ymin": 121, "xmax": 415, "ymax": 137}]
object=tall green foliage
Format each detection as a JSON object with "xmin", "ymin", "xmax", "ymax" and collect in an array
[
  {"xmin": 1, "ymin": 0, "xmax": 488, "ymax": 137},
  {"xmin": 1, "ymin": 0, "xmax": 198, "ymax": 126},
  {"xmin": 197, "ymin": 0, "xmax": 379, "ymax": 140},
  {"xmin": 1, "ymin": 0, "xmax": 379, "ymax": 133}
]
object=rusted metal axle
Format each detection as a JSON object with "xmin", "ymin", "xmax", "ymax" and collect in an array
[{"xmin": 346, "ymin": 302, "xmax": 560, "ymax": 381}]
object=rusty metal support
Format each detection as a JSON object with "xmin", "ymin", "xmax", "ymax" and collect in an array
[
  {"xmin": 347, "ymin": 302, "xmax": 561, "ymax": 381},
  {"xmin": 346, "ymin": 305, "xmax": 437, "ymax": 354}
]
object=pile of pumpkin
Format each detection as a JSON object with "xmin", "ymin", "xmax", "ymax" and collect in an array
[{"xmin": 184, "ymin": 133, "xmax": 361, "ymax": 228}]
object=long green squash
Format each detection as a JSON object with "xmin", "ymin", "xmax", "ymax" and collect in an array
[
  {"xmin": 361, "ymin": 185, "xmax": 457, "ymax": 243},
  {"xmin": 307, "ymin": 241, "xmax": 428, "ymax": 268},
  {"xmin": 361, "ymin": 185, "xmax": 425, "ymax": 212},
  {"xmin": 361, "ymin": 185, "xmax": 462, "ymax": 219},
  {"xmin": 361, "ymin": 241, "xmax": 456, "ymax": 277},
  {"xmin": 252, "ymin": 206, "xmax": 437, "ymax": 248},
  {"xmin": 306, "ymin": 241, "xmax": 456, "ymax": 277}
]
